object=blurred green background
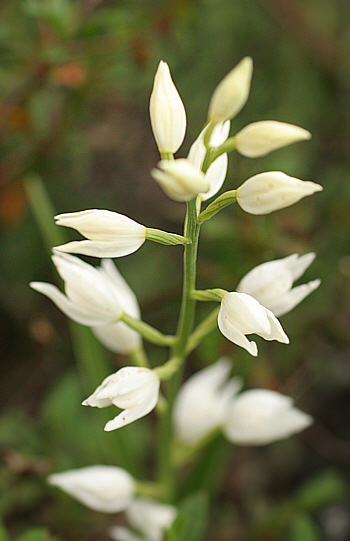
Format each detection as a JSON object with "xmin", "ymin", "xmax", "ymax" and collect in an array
[{"xmin": 1, "ymin": 0, "xmax": 350, "ymax": 540}]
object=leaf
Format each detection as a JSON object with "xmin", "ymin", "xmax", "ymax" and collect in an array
[
  {"xmin": 167, "ymin": 491, "xmax": 209, "ymax": 541},
  {"xmin": 294, "ymin": 469, "xmax": 347, "ymax": 512},
  {"xmin": 288, "ymin": 513, "xmax": 320, "ymax": 541},
  {"xmin": 0, "ymin": 522, "xmax": 8, "ymax": 541}
]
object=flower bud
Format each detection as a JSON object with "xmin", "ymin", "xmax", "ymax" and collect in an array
[
  {"xmin": 83, "ymin": 367, "xmax": 160, "ymax": 431},
  {"xmin": 48, "ymin": 465, "xmax": 135, "ymax": 513},
  {"xmin": 236, "ymin": 171, "xmax": 323, "ymax": 215},
  {"xmin": 110, "ymin": 498, "xmax": 177, "ymax": 541},
  {"xmin": 218, "ymin": 292, "xmax": 289, "ymax": 356},
  {"xmin": 237, "ymin": 253, "xmax": 320, "ymax": 317},
  {"xmin": 151, "ymin": 158, "xmax": 209, "ymax": 201},
  {"xmin": 149, "ymin": 61, "xmax": 187, "ymax": 154},
  {"xmin": 207, "ymin": 57, "xmax": 253, "ymax": 123},
  {"xmin": 223, "ymin": 389, "xmax": 313, "ymax": 445},
  {"xmin": 54, "ymin": 209, "xmax": 146, "ymax": 258},
  {"xmin": 235, "ymin": 121, "xmax": 311, "ymax": 158}
]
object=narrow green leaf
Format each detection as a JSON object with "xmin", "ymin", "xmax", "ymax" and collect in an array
[
  {"xmin": 168, "ymin": 491, "xmax": 209, "ymax": 541},
  {"xmin": 0, "ymin": 522, "xmax": 8, "ymax": 541},
  {"xmin": 294, "ymin": 470, "xmax": 347, "ymax": 512},
  {"xmin": 288, "ymin": 513, "xmax": 320, "ymax": 541}
]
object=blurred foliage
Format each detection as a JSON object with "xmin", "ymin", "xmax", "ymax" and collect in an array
[{"xmin": 1, "ymin": 0, "xmax": 350, "ymax": 540}]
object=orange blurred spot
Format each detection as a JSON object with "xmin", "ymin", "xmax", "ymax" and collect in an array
[
  {"xmin": 5, "ymin": 105, "xmax": 30, "ymax": 131},
  {"xmin": 50, "ymin": 63, "xmax": 88, "ymax": 89},
  {"xmin": 0, "ymin": 183, "xmax": 27, "ymax": 225}
]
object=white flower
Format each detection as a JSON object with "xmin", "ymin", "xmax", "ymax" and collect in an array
[
  {"xmin": 30, "ymin": 253, "xmax": 132, "ymax": 327},
  {"xmin": 110, "ymin": 498, "xmax": 177, "ymax": 541},
  {"xmin": 223, "ymin": 389, "xmax": 313, "ymax": 445},
  {"xmin": 207, "ymin": 57, "xmax": 253, "ymax": 123},
  {"xmin": 218, "ymin": 292, "xmax": 289, "ymax": 357},
  {"xmin": 54, "ymin": 209, "xmax": 146, "ymax": 258},
  {"xmin": 48, "ymin": 465, "xmax": 135, "ymax": 513},
  {"xmin": 91, "ymin": 259, "xmax": 141, "ymax": 354},
  {"xmin": 237, "ymin": 253, "xmax": 321, "ymax": 317},
  {"xmin": 236, "ymin": 171, "xmax": 323, "ymax": 215},
  {"xmin": 235, "ymin": 121, "xmax": 312, "ymax": 158},
  {"xmin": 151, "ymin": 158, "xmax": 209, "ymax": 201},
  {"xmin": 173, "ymin": 358, "xmax": 242, "ymax": 445},
  {"xmin": 187, "ymin": 121, "xmax": 230, "ymax": 201},
  {"xmin": 83, "ymin": 367, "xmax": 160, "ymax": 431},
  {"xmin": 149, "ymin": 61, "xmax": 187, "ymax": 154}
]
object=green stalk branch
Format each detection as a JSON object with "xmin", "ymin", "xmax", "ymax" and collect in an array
[{"xmin": 120, "ymin": 313, "xmax": 175, "ymax": 347}]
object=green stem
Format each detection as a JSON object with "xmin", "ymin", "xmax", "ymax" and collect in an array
[
  {"xmin": 129, "ymin": 345, "xmax": 150, "ymax": 368},
  {"xmin": 186, "ymin": 307, "xmax": 220, "ymax": 355},
  {"xmin": 120, "ymin": 313, "xmax": 175, "ymax": 347},
  {"xmin": 157, "ymin": 198, "xmax": 201, "ymax": 501}
]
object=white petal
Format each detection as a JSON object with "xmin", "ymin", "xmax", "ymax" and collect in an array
[
  {"xmin": 236, "ymin": 171, "xmax": 323, "ymax": 215},
  {"xmin": 151, "ymin": 159, "xmax": 209, "ymax": 201},
  {"xmin": 109, "ymin": 527, "xmax": 143, "ymax": 541},
  {"xmin": 126, "ymin": 498, "xmax": 177, "ymax": 541},
  {"xmin": 217, "ymin": 306, "xmax": 258, "ymax": 356},
  {"xmin": 174, "ymin": 358, "xmax": 243, "ymax": 444},
  {"xmin": 30, "ymin": 282, "xmax": 113, "ymax": 326},
  {"xmin": 223, "ymin": 389, "xmax": 313, "ymax": 445},
  {"xmin": 201, "ymin": 153, "xmax": 228, "ymax": 201},
  {"xmin": 149, "ymin": 61, "xmax": 187, "ymax": 154},
  {"xmin": 235, "ymin": 121, "xmax": 311, "ymax": 158},
  {"xmin": 93, "ymin": 323, "xmax": 141, "ymax": 355},
  {"xmin": 269, "ymin": 279, "xmax": 321, "ymax": 317},
  {"xmin": 208, "ymin": 57, "xmax": 253, "ymax": 123},
  {"xmin": 55, "ymin": 238, "xmax": 145, "ymax": 258},
  {"xmin": 48, "ymin": 465, "xmax": 135, "ymax": 513},
  {"xmin": 100, "ymin": 260, "xmax": 141, "ymax": 318}
]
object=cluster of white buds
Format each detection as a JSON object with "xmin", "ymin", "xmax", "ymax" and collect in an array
[{"xmin": 49, "ymin": 466, "xmax": 177, "ymax": 541}]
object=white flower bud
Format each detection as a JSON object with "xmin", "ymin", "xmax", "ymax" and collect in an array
[
  {"xmin": 236, "ymin": 171, "xmax": 323, "ymax": 215},
  {"xmin": 173, "ymin": 358, "xmax": 242, "ymax": 445},
  {"xmin": 235, "ymin": 121, "xmax": 312, "ymax": 158},
  {"xmin": 223, "ymin": 389, "xmax": 313, "ymax": 445},
  {"xmin": 54, "ymin": 209, "xmax": 146, "ymax": 258},
  {"xmin": 48, "ymin": 465, "xmax": 135, "ymax": 513},
  {"xmin": 207, "ymin": 57, "xmax": 253, "ymax": 123},
  {"xmin": 30, "ymin": 254, "xmax": 129, "ymax": 326},
  {"xmin": 218, "ymin": 292, "xmax": 289, "ymax": 356},
  {"xmin": 151, "ymin": 158, "xmax": 209, "ymax": 201},
  {"xmin": 149, "ymin": 61, "xmax": 187, "ymax": 154},
  {"xmin": 83, "ymin": 367, "xmax": 160, "ymax": 431},
  {"xmin": 112, "ymin": 498, "xmax": 177, "ymax": 541},
  {"xmin": 237, "ymin": 253, "xmax": 320, "ymax": 317}
]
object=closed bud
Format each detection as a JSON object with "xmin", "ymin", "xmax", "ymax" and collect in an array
[
  {"xmin": 54, "ymin": 209, "xmax": 146, "ymax": 258},
  {"xmin": 151, "ymin": 158, "xmax": 209, "ymax": 201},
  {"xmin": 208, "ymin": 57, "xmax": 253, "ymax": 123},
  {"xmin": 236, "ymin": 171, "xmax": 323, "ymax": 215},
  {"xmin": 48, "ymin": 465, "xmax": 135, "ymax": 513},
  {"xmin": 235, "ymin": 121, "xmax": 311, "ymax": 158},
  {"xmin": 223, "ymin": 389, "xmax": 313, "ymax": 445},
  {"xmin": 150, "ymin": 61, "xmax": 187, "ymax": 154},
  {"xmin": 83, "ymin": 367, "xmax": 160, "ymax": 431},
  {"xmin": 110, "ymin": 498, "xmax": 177, "ymax": 541}
]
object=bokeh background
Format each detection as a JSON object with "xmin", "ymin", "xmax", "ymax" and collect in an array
[{"xmin": 1, "ymin": 0, "xmax": 350, "ymax": 540}]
